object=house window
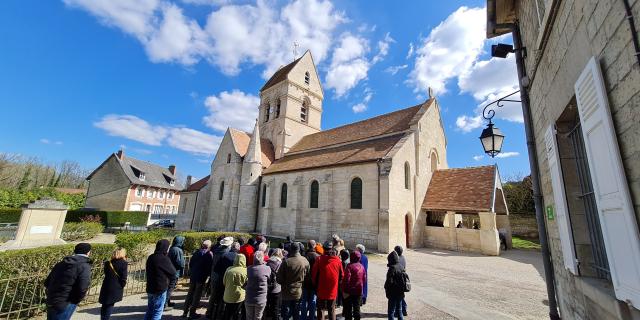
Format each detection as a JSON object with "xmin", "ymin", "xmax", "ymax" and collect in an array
[
  {"xmin": 430, "ymin": 151, "xmax": 438, "ymax": 172},
  {"xmin": 146, "ymin": 204, "xmax": 152, "ymax": 212},
  {"xmin": 168, "ymin": 192, "xmax": 174, "ymax": 200},
  {"xmin": 275, "ymin": 99, "xmax": 281, "ymax": 118},
  {"xmin": 280, "ymin": 183, "xmax": 288, "ymax": 208},
  {"xmin": 227, "ymin": 153, "xmax": 231, "ymax": 163},
  {"xmin": 309, "ymin": 180, "xmax": 319, "ymax": 208},
  {"xmin": 147, "ymin": 190, "xmax": 154, "ymax": 198},
  {"xmin": 154, "ymin": 205, "xmax": 163, "ymax": 214},
  {"xmin": 261, "ymin": 184, "xmax": 267, "ymax": 207},
  {"xmin": 404, "ymin": 162, "xmax": 411, "ymax": 189},
  {"xmin": 301, "ymin": 99, "xmax": 309, "ymax": 123},
  {"xmin": 305, "ymin": 71, "xmax": 310, "ymax": 85},
  {"xmin": 165, "ymin": 207, "xmax": 170, "ymax": 214},
  {"xmin": 219, "ymin": 181, "xmax": 225, "ymax": 200},
  {"xmin": 139, "ymin": 172, "xmax": 145, "ymax": 181},
  {"xmin": 169, "ymin": 179, "xmax": 175, "ymax": 186},
  {"xmin": 136, "ymin": 188, "xmax": 143, "ymax": 197},
  {"xmin": 350, "ymin": 177, "xmax": 362, "ymax": 209},
  {"xmin": 265, "ymin": 104, "xmax": 270, "ymax": 122},
  {"xmin": 158, "ymin": 191, "xmax": 165, "ymax": 199}
]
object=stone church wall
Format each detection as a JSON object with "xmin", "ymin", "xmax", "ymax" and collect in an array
[{"xmin": 205, "ymin": 132, "xmax": 243, "ymax": 230}]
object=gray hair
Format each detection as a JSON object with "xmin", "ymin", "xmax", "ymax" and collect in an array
[
  {"xmin": 272, "ymin": 248, "xmax": 284, "ymax": 259},
  {"xmin": 308, "ymin": 240, "xmax": 316, "ymax": 248},
  {"xmin": 202, "ymin": 240, "xmax": 212, "ymax": 249},
  {"xmin": 254, "ymin": 250, "xmax": 264, "ymax": 263},
  {"xmin": 356, "ymin": 244, "xmax": 365, "ymax": 254},
  {"xmin": 258, "ymin": 242, "xmax": 268, "ymax": 252},
  {"xmin": 231, "ymin": 242, "xmax": 240, "ymax": 251}
]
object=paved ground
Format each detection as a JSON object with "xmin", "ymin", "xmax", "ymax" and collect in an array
[{"xmin": 73, "ymin": 248, "xmax": 547, "ymax": 320}]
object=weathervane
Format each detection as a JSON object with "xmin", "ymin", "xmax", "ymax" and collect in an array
[{"xmin": 293, "ymin": 41, "xmax": 300, "ymax": 61}]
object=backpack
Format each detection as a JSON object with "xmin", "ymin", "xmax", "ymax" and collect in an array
[
  {"xmin": 268, "ymin": 261, "xmax": 281, "ymax": 291},
  {"xmin": 401, "ymin": 271, "xmax": 411, "ymax": 292}
]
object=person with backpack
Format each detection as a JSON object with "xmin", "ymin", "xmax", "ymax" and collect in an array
[
  {"xmin": 245, "ymin": 251, "xmax": 272, "ymax": 320},
  {"xmin": 183, "ymin": 240, "xmax": 214, "ymax": 319},
  {"xmin": 312, "ymin": 241, "xmax": 343, "ymax": 320},
  {"xmin": 222, "ymin": 254, "xmax": 248, "ymax": 320},
  {"xmin": 277, "ymin": 242, "xmax": 309, "ymax": 320},
  {"xmin": 266, "ymin": 248, "xmax": 284, "ymax": 320},
  {"xmin": 384, "ymin": 251, "xmax": 406, "ymax": 320},
  {"xmin": 145, "ymin": 239, "xmax": 177, "ymax": 320},
  {"xmin": 206, "ymin": 236, "xmax": 233, "ymax": 319},
  {"xmin": 99, "ymin": 247, "xmax": 128, "ymax": 320},
  {"xmin": 167, "ymin": 235, "xmax": 185, "ymax": 308},
  {"xmin": 301, "ymin": 240, "xmax": 320, "ymax": 320},
  {"xmin": 342, "ymin": 251, "xmax": 366, "ymax": 320},
  {"xmin": 393, "ymin": 246, "xmax": 407, "ymax": 317},
  {"xmin": 354, "ymin": 244, "xmax": 368, "ymax": 305},
  {"xmin": 45, "ymin": 243, "xmax": 93, "ymax": 320}
]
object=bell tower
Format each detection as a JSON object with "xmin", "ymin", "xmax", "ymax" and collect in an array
[{"xmin": 258, "ymin": 50, "xmax": 323, "ymax": 159}]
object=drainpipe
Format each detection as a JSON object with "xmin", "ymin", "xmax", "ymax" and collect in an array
[
  {"xmin": 622, "ymin": 0, "xmax": 640, "ymax": 66},
  {"xmin": 500, "ymin": 22, "xmax": 561, "ymax": 320}
]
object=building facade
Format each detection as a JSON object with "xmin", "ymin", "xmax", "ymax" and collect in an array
[
  {"xmin": 175, "ymin": 175, "xmax": 210, "ymax": 231},
  {"xmin": 182, "ymin": 50, "xmax": 509, "ymax": 253},
  {"xmin": 488, "ymin": 0, "xmax": 640, "ymax": 319},
  {"xmin": 86, "ymin": 150, "xmax": 182, "ymax": 224}
]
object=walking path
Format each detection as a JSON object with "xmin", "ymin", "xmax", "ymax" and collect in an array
[{"xmin": 73, "ymin": 248, "xmax": 547, "ymax": 319}]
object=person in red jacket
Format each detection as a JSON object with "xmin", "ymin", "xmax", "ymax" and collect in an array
[
  {"xmin": 311, "ymin": 241, "xmax": 343, "ymax": 320},
  {"xmin": 240, "ymin": 238, "xmax": 256, "ymax": 265},
  {"xmin": 342, "ymin": 251, "xmax": 366, "ymax": 320}
]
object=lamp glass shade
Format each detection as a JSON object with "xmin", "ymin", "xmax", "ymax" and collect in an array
[{"xmin": 479, "ymin": 123, "xmax": 505, "ymax": 157}]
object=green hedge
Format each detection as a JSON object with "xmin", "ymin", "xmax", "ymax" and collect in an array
[
  {"xmin": 181, "ymin": 231, "xmax": 252, "ymax": 253},
  {"xmin": 0, "ymin": 188, "xmax": 85, "ymax": 210},
  {"xmin": 61, "ymin": 222, "xmax": 104, "ymax": 241},
  {"xmin": 66, "ymin": 210, "xmax": 148, "ymax": 227},
  {"xmin": 0, "ymin": 243, "xmax": 116, "ymax": 277},
  {"xmin": 0, "ymin": 208, "xmax": 21, "ymax": 223},
  {"xmin": 115, "ymin": 229, "xmax": 176, "ymax": 262}
]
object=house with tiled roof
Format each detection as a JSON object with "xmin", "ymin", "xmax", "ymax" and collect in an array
[
  {"xmin": 85, "ymin": 150, "xmax": 182, "ymax": 222},
  {"xmin": 177, "ymin": 50, "xmax": 511, "ymax": 253}
]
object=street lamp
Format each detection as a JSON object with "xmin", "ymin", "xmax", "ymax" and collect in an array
[{"xmin": 478, "ymin": 90, "xmax": 520, "ymax": 158}]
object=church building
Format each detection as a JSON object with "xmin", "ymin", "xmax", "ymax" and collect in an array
[{"xmin": 177, "ymin": 50, "xmax": 510, "ymax": 253}]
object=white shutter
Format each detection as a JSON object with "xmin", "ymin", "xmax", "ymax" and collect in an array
[
  {"xmin": 575, "ymin": 56, "xmax": 640, "ymax": 306},
  {"xmin": 544, "ymin": 125, "xmax": 578, "ymax": 274}
]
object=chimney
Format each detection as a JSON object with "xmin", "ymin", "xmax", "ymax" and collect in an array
[
  {"xmin": 186, "ymin": 175, "xmax": 192, "ymax": 188},
  {"xmin": 168, "ymin": 165, "xmax": 176, "ymax": 175},
  {"xmin": 116, "ymin": 149, "xmax": 124, "ymax": 160}
]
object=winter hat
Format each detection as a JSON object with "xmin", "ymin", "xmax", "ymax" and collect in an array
[{"xmin": 74, "ymin": 243, "xmax": 92, "ymax": 255}]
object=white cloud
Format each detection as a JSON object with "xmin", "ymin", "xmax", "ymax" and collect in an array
[
  {"xmin": 203, "ymin": 90, "xmax": 260, "ymax": 132},
  {"xmin": 40, "ymin": 139, "xmax": 50, "ymax": 144},
  {"xmin": 371, "ymin": 33, "xmax": 394, "ymax": 64},
  {"xmin": 385, "ymin": 64, "xmax": 408, "ymax": 75},
  {"xmin": 496, "ymin": 151, "xmax": 520, "ymax": 158},
  {"xmin": 455, "ymin": 115, "xmax": 484, "ymax": 133},
  {"xmin": 407, "ymin": 7, "xmax": 486, "ymax": 95},
  {"xmin": 351, "ymin": 87, "xmax": 373, "ymax": 113},
  {"xmin": 64, "ymin": 0, "xmax": 344, "ymax": 78},
  {"xmin": 325, "ymin": 33, "xmax": 370, "ymax": 97},
  {"xmin": 473, "ymin": 155, "xmax": 484, "ymax": 161},
  {"xmin": 94, "ymin": 114, "xmax": 168, "ymax": 146},
  {"xmin": 352, "ymin": 103, "xmax": 367, "ymax": 113},
  {"xmin": 167, "ymin": 127, "xmax": 221, "ymax": 155},
  {"xmin": 181, "ymin": 0, "xmax": 230, "ymax": 5},
  {"xmin": 406, "ymin": 42, "xmax": 414, "ymax": 59}
]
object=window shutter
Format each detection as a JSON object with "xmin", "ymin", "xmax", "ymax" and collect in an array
[
  {"xmin": 575, "ymin": 56, "xmax": 640, "ymax": 306},
  {"xmin": 544, "ymin": 126, "xmax": 578, "ymax": 274}
]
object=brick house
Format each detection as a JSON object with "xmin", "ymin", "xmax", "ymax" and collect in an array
[
  {"xmin": 487, "ymin": 0, "xmax": 640, "ymax": 319},
  {"xmin": 86, "ymin": 150, "xmax": 182, "ymax": 219}
]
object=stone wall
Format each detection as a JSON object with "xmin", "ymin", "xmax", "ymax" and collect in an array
[
  {"xmin": 85, "ymin": 156, "xmax": 130, "ymax": 211},
  {"xmin": 516, "ymin": 0, "xmax": 640, "ymax": 318}
]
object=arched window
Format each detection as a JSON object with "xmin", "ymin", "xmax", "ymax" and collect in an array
[
  {"xmin": 309, "ymin": 180, "xmax": 319, "ymax": 208},
  {"xmin": 264, "ymin": 104, "xmax": 270, "ymax": 122},
  {"xmin": 261, "ymin": 184, "xmax": 267, "ymax": 207},
  {"xmin": 218, "ymin": 181, "xmax": 225, "ymax": 200},
  {"xmin": 404, "ymin": 162, "xmax": 410, "ymax": 189},
  {"xmin": 280, "ymin": 183, "xmax": 288, "ymax": 208},
  {"xmin": 304, "ymin": 71, "xmax": 310, "ymax": 85},
  {"xmin": 431, "ymin": 151, "xmax": 438, "ymax": 172},
  {"xmin": 301, "ymin": 99, "xmax": 309, "ymax": 123},
  {"xmin": 350, "ymin": 177, "xmax": 363, "ymax": 209},
  {"xmin": 275, "ymin": 99, "xmax": 281, "ymax": 118},
  {"xmin": 226, "ymin": 153, "xmax": 231, "ymax": 163}
]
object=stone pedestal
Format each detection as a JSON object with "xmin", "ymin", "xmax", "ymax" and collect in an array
[
  {"xmin": 1, "ymin": 198, "xmax": 68, "ymax": 250},
  {"xmin": 478, "ymin": 212, "xmax": 500, "ymax": 256}
]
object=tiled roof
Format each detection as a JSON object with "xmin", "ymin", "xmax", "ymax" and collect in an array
[
  {"xmin": 87, "ymin": 153, "xmax": 183, "ymax": 191},
  {"xmin": 264, "ymin": 134, "xmax": 404, "ymax": 174},
  {"xmin": 422, "ymin": 166, "xmax": 497, "ymax": 212},
  {"xmin": 288, "ymin": 102, "xmax": 427, "ymax": 153},
  {"xmin": 184, "ymin": 175, "xmax": 209, "ymax": 192},
  {"xmin": 228, "ymin": 128, "xmax": 275, "ymax": 168},
  {"xmin": 260, "ymin": 57, "xmax": 302, "ymax": 92}
]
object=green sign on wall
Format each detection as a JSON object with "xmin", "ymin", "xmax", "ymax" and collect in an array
[{"xmin": 546, "ymin": 205, "xmax": 554, "ymax": 220}]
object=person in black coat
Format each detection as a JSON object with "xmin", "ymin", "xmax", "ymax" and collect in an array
[
  {"xmin": 45, "ymin": 243, "xmax": 92, "ymax": 320},
  {"xmin": 384, "ymin": 251, "xmax": 405, "ymax": 320},
  {"xmin": 394, "ymin": 245, "xmax": 408, "ymax": 317},
  {"xmin": 99, "ymin": 247, "xmax": 128, "ymax": 320},
  {"xmin": 183, "ymin": 240, "xmax": 214, "ymax": 319},
  {"xmin": 145, "ymin": 239, "xmax": 177, "ymax": 320}
]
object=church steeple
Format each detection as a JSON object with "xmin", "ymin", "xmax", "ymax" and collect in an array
[
  {"xmin": 244, "ymin": 119, "xmax": 262, "ymax": 165},
  {"xmin": 236, "ymin": 119, "xmax": 264, "ymax": 232}
]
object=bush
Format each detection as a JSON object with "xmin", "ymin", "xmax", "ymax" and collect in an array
[
  {"xmin": 0, "ymin": 208, "xmax": 21, "ymax": 223},
  {"xmin": 0, "ymin": 243, "xmax": 116, "ymax": 277},
  {"xmin": 115, "ymin": 229, "xmax": 174, "ymax": 262},
  {"xmin": 66, "ymin": 210, "xmax": 148, "ymax": 227},
  {"xmin": 181, "ymin": 231, "xmax": 252, "ymax": 253},
  {"xmin": 0, "ymin": 187, "xmax": 85, "ymax": 210},
  {"xmin": 61, "ymin": 222, "xmax": 104, "ymax": 241}
]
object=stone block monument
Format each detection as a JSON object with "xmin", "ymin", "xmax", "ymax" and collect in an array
[{"xmin": 0, "ymin": 198, "xmax": 68, "ymax": 250}]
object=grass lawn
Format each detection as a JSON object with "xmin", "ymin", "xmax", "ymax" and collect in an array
[{"xmin": 512, "ymin": 236, "xmax": 541, "ymax": 250}]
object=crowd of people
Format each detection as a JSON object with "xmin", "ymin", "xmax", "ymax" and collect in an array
[{"xmin": 43, "ymin": 234, "xmax": 412, "ymax": 320}]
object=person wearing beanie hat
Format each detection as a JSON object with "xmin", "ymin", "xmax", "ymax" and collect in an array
[
  {"xmin": 144, "ymin": 239, "xmax": 177, "ymax": 320},
  {"xmin": 45, "ymin": 243, "xmax": 92, "ymax": 320}
]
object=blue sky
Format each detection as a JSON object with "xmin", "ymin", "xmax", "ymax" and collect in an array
[{"xmin": 0, "ymin": 0, "xmax": 528, "ymax": 181}]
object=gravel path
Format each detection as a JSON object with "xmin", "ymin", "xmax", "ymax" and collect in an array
[{"xmin": 73, "ymin": 248, "xmax": 547, "ymax": 320}]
